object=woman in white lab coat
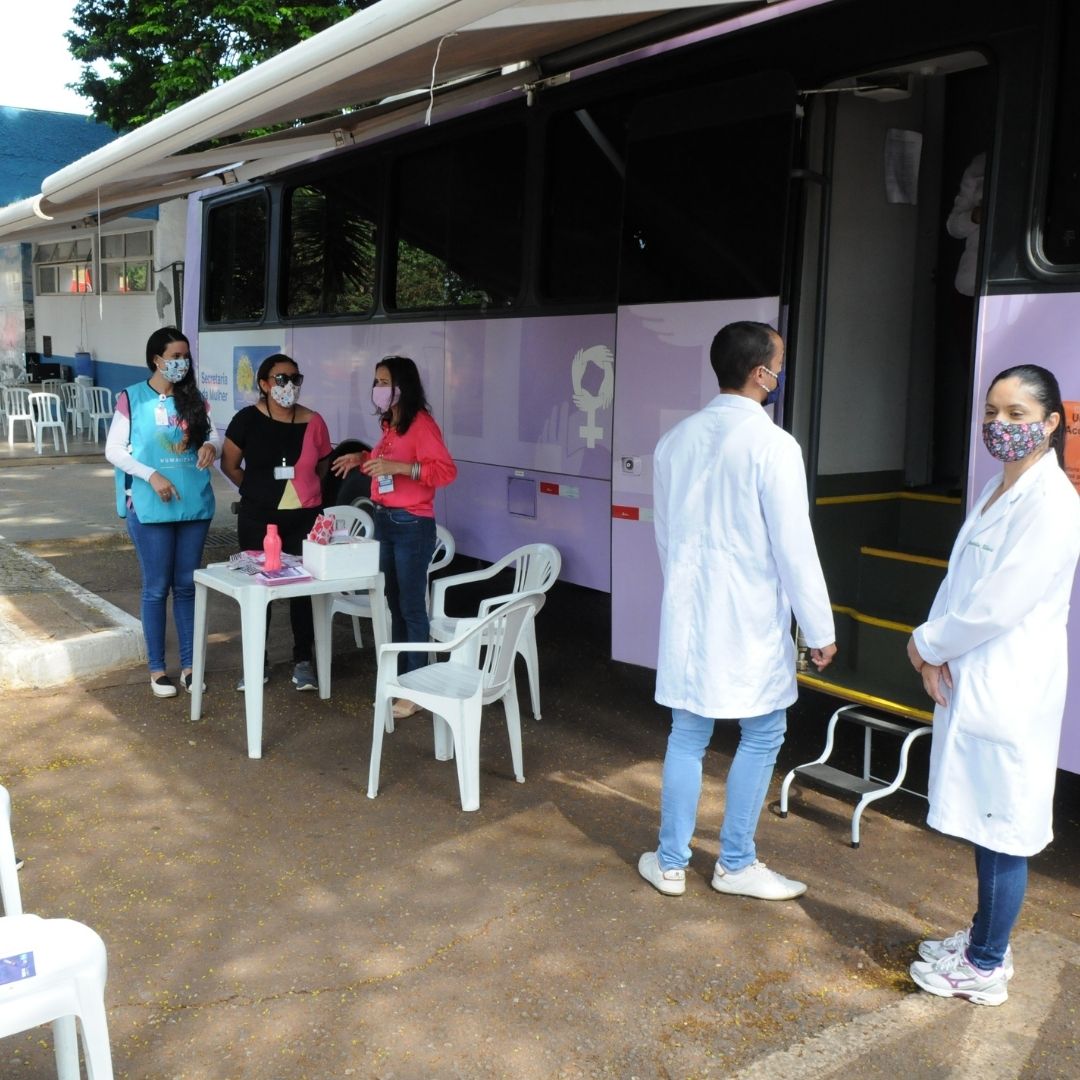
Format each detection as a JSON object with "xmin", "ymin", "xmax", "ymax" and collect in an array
[{"xmin": 906, "ymin": 364, "xmax": 1080, "ymax": 1006}]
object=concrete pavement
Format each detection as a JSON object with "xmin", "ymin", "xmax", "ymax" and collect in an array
[{"xmin": 1, "ymin": 453, "xmax": 1079, "ymax": 1079}]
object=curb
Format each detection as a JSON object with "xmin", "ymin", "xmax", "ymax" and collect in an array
[{"xmin": 0, "ymin": 541, "xmax": 145, "ymax": 689}]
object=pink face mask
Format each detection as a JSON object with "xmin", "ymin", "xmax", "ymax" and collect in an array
[{"xmin": 371, "ymin": 385, "xmax": 400, "ymax": 412}]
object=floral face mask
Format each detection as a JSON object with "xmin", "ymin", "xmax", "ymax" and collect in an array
[{"xmin": 981, "ymin": 418, "xmax": 1046, "ymax": 462}]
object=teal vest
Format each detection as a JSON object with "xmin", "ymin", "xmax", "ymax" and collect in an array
[{"xmin": 114, "ymin": 381, "xmax": 215, "ymax": 523}]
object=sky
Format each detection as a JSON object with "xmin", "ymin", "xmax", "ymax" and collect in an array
[{"xmin": 0, "ymin": 0, "xmax": 91, "ymax": 114}]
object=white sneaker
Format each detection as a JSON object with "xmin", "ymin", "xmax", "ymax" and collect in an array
[
  {"xmin": 637, "ymin": 851, "xmax": 686, "ymax": 896},
  {"xmin": 918, "ymin": 927, "xmax": 1014, "ymax": 980},
  {"xmin": 910, "ymin": 950, "xmax": 1009, "ymax": 1006},
  {"xmin": 711, "ymin": 859, "xmax": 806, "ymax": 900}
]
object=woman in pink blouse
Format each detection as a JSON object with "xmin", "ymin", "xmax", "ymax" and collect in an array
[{"xmin": 332, "ymin": 355, "xmax": 456, "ymax": 718}]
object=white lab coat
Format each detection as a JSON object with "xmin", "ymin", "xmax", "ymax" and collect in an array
[
  {"xmin": 913, "ymin": 452, "xmax": 1080, "ymax": 856},
  {"xmin": 946, "ymin": 152, "xmax": 985, "ymax": 298},
  {"xmin": 653, "ymin": 394, "xmax": 834, "ymax": 718}
]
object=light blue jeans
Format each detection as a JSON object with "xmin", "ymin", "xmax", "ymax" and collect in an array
[{"xmin": 657, "ymin": 707, "xmax": 787, "ymax": 872}]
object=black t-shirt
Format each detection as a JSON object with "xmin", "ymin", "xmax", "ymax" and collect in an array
[{"xmin": 225, "ymin": 405, "xmax": 332, "ymax": 511}]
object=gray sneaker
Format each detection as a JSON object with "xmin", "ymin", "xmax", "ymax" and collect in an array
[
  {"xmin": 918, "ymin": 927, "xmax": 1015, "ymax": 980},
  {"xmin": 236, "ymin": 667, "xmax": 269, "ymax": 692},
  {"xmin": 292, "ymin": 661, "xmax": 317, "ymax": 691},
  {"xmin": 711, "ymin": 859, "xmax": 807, "ymax": 900}
]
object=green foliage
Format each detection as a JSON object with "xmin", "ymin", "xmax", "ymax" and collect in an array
[{"xmin": 67, "ymin": 1, "xmax": 377, "ymax": 131}]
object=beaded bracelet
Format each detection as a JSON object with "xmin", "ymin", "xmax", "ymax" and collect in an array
[{"xmin": 411, "ymin": 462, "xmax": 421, "ymax": 481}]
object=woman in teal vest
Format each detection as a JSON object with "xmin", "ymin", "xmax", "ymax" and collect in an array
[{"xmin": 106, "ymin": 328, "xmax": 222, "ymax": 697}]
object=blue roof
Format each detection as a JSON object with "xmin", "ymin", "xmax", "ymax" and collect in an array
[{"xmin": 0, "ymin": 107, "xmax": 117, "ymax": 206}]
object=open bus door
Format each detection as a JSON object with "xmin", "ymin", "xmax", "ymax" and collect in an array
[{"xmin": 609, "ymin": 72, "xmax": 800, "ymax": 668}]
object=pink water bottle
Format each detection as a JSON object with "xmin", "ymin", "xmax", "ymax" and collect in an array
[{"xmin": 262, "ymin": 523, "xmax": 283, "ymax": 571}]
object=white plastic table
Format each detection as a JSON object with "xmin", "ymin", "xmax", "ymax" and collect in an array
[{"xmin": 190, "ymin": 563, "xmax": 388, "ymax": 758}]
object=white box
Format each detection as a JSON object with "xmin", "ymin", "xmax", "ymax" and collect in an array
[{"xmin": 302, "ymin": 537, "xmax": 380, "ymax": 580}]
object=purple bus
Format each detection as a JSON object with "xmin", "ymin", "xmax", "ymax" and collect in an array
[{"xmin": 187, "ymin": 0, "xmax": 1080, "ymax": 773}]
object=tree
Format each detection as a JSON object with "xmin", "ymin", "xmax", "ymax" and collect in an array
[{"xmin": 67, "ymin": 1, "xmax": 379, "ymax": 131}]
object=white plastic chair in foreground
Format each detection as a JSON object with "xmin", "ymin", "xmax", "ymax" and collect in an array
[
  {"xmin": 368, "ymin": 592, "xmax": 545, "ymax": 811},
  {"xmin": 85, "ymin": 388, "xmax": 113, "ymax": 444},
  {"xmin": 0, "ymin": 785, "xmax": 115, "ymax": 1080},
  {"xmin": 428, "ymin": 542, "xmax": 560, "ymax": 720},
  {"xmin": 30, "ymin": 393, "xmax": 69, "ymax": 455}
]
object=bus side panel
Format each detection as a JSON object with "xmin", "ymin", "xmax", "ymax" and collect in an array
[
  {"xmin": 443, "ymin": 314, "xmax": 615, "ymax": 588},
  {"xmin": 444, "ymin": 462, "xmax": 611, "ymax": 590},
  {"xmin": 610, "ymin": 298, "xmax": 780, "ymax": 669},
  {"xmin": 443, "ymin": 315, "xmax": 615, "ymax": 481},
  {"xmin": 973, "ymin": 292, "xmax": 1080, "ymax": 774}
]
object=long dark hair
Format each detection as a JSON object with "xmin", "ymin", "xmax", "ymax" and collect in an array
[
  {"xmin": 988, "ymin": 364, "xmax": 1066, "ymax": 466},
  {"xmin": 374, "ymin": 355, "xmax": 431, "ymax": 435},
  {"xmin": 145, "ymin": 327, "xmax": 209, "ymax": 450}
]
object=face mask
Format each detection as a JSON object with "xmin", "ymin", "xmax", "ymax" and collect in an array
[
  {"xmin": 160, "ymin": 357, "xmax": 190, "ymax": 383},
  {"xmin": 270, "ymin": 383, "xmax": 299, "ymax": 409},
  {"xmin": 759, "ymin": 366, "xmax": 784, "ymax": 407},
  {"xmin": 372, "ymin": 385, "xmax": 400, "ymax": 412},
  {"xmin": 982, "ymin": 419, "xmax": 1046, "ymax": 462}
]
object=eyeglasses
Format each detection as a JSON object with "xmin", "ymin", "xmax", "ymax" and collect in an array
[{"xmin": 271, "ymin": 372, "xmax": 304, "ymax": 387}]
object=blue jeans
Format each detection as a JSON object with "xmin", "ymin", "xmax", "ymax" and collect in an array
[
  {"xmin": 968, "ymin": 845, "xmax": 1027, "ymax": 971},
  {"xmin": 126, "ymin": 507, "xmax": 211, "ymax": 673},
  {"xmin": 374, "ymin": 507, "xmax": 436, "ymax": 674},
  {"xmin": 657, "ymin": 707, "xmax": 787, "ymax": 872}
]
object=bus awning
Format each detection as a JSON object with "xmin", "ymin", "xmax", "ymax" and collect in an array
[{"xmin": 0, "ymin": 0, "xmax": 823, "ymax": 243}]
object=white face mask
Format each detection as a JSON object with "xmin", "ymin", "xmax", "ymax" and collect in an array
[
  {"xmin": 160, "ymin": 356, "xmax": 190, "ymax": 383},
  {"xmin": 270, "ymin": 383, "xmax": 298, "ymax": 409}
]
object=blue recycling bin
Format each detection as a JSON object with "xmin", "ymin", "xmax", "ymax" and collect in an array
[{"xmin": 74, "ymin": 351, "xmax": 95, "ymax": 381}]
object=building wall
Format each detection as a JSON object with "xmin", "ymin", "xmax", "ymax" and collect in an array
[{"xmin": 31, "ymin": 200, "xmax": 188, "ymax": 397}]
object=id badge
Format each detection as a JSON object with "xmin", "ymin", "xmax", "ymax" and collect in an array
[
  {"xmin": 274, "ymin": 465, "xmax": 295, "ymax": 480},
  {"xmin": 377, "ymin": 473, "xmax": 395, "ymax": 494},
  {"xmin": 154, "ymin": 406, "xmax": 169, "ymax": 426}
]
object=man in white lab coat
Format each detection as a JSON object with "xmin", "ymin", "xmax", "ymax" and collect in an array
[{"xmin": 639, "ymin": 322, "xmax": 837, "ymax": 900}]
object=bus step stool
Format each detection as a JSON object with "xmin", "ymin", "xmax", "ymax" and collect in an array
[{"xmin": 778, "ymin": 704, "xmax": 931, "ymax": 847}]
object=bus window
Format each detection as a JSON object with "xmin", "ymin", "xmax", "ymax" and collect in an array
[
  {"xmin": 205, "ymin": 193, "xmax": 268, "ymax": 322},
  {"xmin": 620, "ymin": 81, "xmax": 794, "ymax": 304},
  {"xmin": 283, "ymin": 169, "xmax": 379, "ymax": 317},
  {"xmin": 390, "ymin": 124, "xmax": 526, "ymax": 311},
  {"xmin": 1041, "ymin": 3, "xmax": 1080, "ymax": 268},
  {"xmin": 540, "ymin": 106, "xmax": 624, "ymax": 304}
]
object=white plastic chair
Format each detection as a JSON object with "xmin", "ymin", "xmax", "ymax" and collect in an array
[
  {"xmin": 330, "ymin": 519, "xmax": 454, "ymax": 649},
  {"xmin": 73, "ymin": 377, "xmax": 94, "ymax": 437},
  {"xmin": 85, "ymin": 388, "xmax": 113, "ymax": 444},
  {"xmin": 30, "ymin": 393, "xmax": 69, "ymax": 455},
  {"xmin": 40, "ymin": 378, "xmax": 65, "ymax": 396},
  {"xmin": 0, "ymin": 785, "xmax": 115, "ymax": 1080},
  {"xmin": 60, "ymin": 384, "xmax": 83, "ymax": 435},
  {"xmin": 429, "ymin": 543, "xmax": 560, "ymax": 720},
  {"xmin": 3, "ymin": 387, "xmax": 34, "ymax": 447},
  {"xmin": 368, "ymin": 592, "xmax": 545, "ymax": 811}
]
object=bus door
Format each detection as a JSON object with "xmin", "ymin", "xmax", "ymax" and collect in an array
[
  {"xmin": 794, "ymin": 56, "xmax": 994, "ymax": 718},
  {"xmin": 610, "ymin": 72, "xmax": 800, "ymax": 667}
]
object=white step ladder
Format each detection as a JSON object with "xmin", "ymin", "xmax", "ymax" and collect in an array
[{"xmin": 779, "ymin": 704, "xmax": 932, "ymax": 847}]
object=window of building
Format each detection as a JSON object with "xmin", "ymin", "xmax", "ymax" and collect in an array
[
  {"xmin": 283, "ymin": 168, "xmax": 379, "ymax": 317},
  {"xmin": 100, "ymin": 230, "xmax": 153, "ymax": 293},
  {"xmin": 390, "ymin": 124, "xmax": 526, "ymax": 311},
  {"xmin": 33, "ymin": 238, "xmax": 93, "ymax": 294},
  {"xmin": 205, "ymin": 193, "xmax": 268, "ymax": 322}
]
